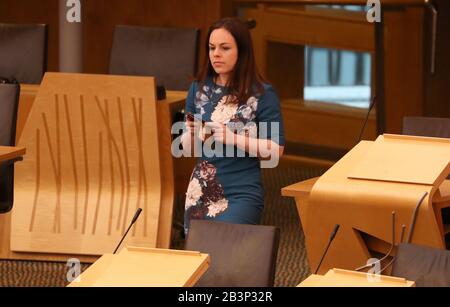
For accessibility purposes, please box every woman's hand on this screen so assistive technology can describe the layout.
[186,117,205,141]
[205,122,236,145]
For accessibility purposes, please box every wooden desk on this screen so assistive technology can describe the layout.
[68,247,210,287]
[0,77,188,262]
[0,146,26,163]
[17,84,193,197]
[283,135,450,274]
[299,269,415,287]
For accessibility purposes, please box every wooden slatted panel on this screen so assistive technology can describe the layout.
[11,73,162,256]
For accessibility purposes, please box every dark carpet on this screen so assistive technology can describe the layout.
[260,163,328,287]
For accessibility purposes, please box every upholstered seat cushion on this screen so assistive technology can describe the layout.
[391,243,450,287]
[185,220,280,287]
[0,24,47,84]
[109,25,199,91]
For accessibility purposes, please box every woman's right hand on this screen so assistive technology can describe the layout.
[186,118,204,141]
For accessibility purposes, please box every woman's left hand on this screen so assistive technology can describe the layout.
[205,122,237,145]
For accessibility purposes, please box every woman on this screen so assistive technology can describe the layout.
[181,17,285,234]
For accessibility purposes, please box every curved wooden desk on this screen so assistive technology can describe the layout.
[298,269,415,287]
[68,247,210,287]
[0,73,186,262]
[283,135,450,274]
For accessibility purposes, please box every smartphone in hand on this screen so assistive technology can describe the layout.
[186,112,211,143]
[186,112,206,125]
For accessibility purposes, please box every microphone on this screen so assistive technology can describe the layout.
[314,224,340,274]
[113,208,143,254]
[357,96,377,144]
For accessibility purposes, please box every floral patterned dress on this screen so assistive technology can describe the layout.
[184,79,285,234]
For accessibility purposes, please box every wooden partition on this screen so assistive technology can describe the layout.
[16,85,190,196]
[1,73,177,260]
[0,0,232,74]
[1,79,187,262]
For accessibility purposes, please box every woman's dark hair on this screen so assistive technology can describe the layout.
[197,17,265,104]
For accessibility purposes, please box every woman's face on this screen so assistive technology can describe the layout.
[209,28,238,78]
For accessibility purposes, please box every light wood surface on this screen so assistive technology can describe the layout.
[155,91,184,249]
[282,177,318,198]
[434,180,450,204]
[281,101,377,151]
[11,73,163,256]
[1,81,186,262]
[0,146,26,163]
[349,134,450,186]
[282,177,319,232]
[299,269,415,287]
[16,84,40,142]
[283,135,450,274]
[17,85,188,199]
[68,246,210,287]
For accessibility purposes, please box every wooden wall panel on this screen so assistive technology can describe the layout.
[382,7,425,133]
[11,73,163,256]
[2,84,186,261]
[0,0,231,74]
[424,0,450,118]
[82,0,230,74]
[282,101,377,150]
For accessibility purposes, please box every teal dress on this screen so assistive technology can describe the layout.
[184,79,285,234]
